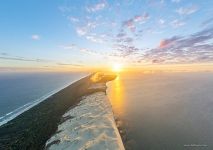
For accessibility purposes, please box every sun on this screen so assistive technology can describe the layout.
[112,63,123,72]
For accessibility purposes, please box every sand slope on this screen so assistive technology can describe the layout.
[45,90,124,150]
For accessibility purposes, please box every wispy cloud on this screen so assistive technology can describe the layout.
[76,27,87,36]
[201,17,213,27]
[0,53,86,68]
[122,13,150,32]
[0,56,49,62]
[133,13,150,23]
[75,21,99,36]
[68,16,79,23]
[86,1,107,13]
[57,63,83,67]
[31,34,40,40]
[86,34,105,43]
[176,5,198,15]
[170,19,185,28]
[59,44,76,50]
[60,43,105,56]
[79,48,100,55]
[159,19,165,25]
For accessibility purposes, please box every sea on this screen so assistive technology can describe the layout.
[107,72,213,150]
[0,72,88,126]
[1,71,213,149]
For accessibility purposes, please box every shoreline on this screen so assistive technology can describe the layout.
[0,73,123,150]
[0,74,89,126]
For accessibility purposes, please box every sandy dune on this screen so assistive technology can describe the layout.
[45,89,124,150]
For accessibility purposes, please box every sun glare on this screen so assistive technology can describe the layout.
[112,63,123,72]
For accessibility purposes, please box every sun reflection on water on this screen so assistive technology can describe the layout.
[108,74,125,116]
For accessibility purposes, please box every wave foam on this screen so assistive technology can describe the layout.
[0,75,88,126]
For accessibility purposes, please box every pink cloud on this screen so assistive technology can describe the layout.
[159,37,179,48]
[159,40,171,48]
[123,13,150,32]
[134,13,149,23]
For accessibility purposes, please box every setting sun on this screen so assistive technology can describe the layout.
[112,63,123,72]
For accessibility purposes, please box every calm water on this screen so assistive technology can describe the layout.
[0,72,87,125]
[108,72,213,150]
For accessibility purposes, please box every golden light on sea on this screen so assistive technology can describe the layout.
[108,75,125,116]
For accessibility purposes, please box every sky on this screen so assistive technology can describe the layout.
[0,0,213,72]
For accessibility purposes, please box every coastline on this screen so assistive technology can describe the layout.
[0,74,89,126]
[0,73,124,150]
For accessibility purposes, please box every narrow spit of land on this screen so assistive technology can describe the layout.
[0,73,117,150]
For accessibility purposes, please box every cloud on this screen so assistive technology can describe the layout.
[0,53,86,67]
[116,32,126,38]
[75,21,99,37]
[113,43,140,57]
[86,21,98,29]
[115,30,135,45]
[122,13,150,32]
[79,48,99,55]
[56,1,212,65]
[60,43,105,56]
[159,36,180,48]
[68,16,79,23]
[59,44,76,50]
[76,27,87,36]
[201,17,213,27]
[86,1,107,12]
[116,36,134,44]
[31,34,40,40]
[123,18,135,32]
[57,63,83,67]
[159,19,165,25]
[0,52,8,56]
[170,19,185,28]
[176,6,198,15]
[86,35,104,43]
[141,27,213,64]
[0,56,50,62]
[152,59,165,63]
[133,13,150,23]
[113,13,151,57]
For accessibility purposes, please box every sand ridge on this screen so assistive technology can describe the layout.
[45,82,124,150]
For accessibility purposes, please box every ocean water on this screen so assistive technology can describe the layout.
[107,72,213,150]
[0,72,87,126]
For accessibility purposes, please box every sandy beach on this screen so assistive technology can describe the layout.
[46,91,124,150]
